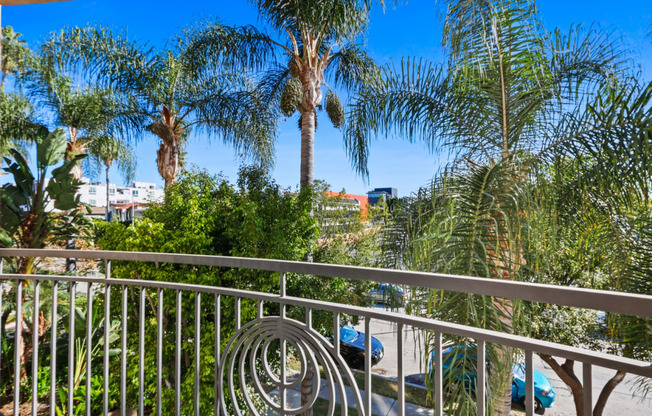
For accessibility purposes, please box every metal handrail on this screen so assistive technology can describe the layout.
[1,248,650,318]
[1,248,651,416]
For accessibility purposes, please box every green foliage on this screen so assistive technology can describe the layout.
[96,168,318,414]
[93,167,385,414]
[0,128,91,273]
[1,26,32,89]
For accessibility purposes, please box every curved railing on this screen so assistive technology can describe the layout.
[0,248,650,416]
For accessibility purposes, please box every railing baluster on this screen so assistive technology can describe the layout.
[176,289,182,416]
[139,288,145,416]
[214,294,221,416]
[279,272,286,319]
[32,280,40,416]
[121,286,127,416]
[279,271,286,416]
[157,288,163,416]
[14,280,23,416]
[235,296,241,330]
[50,281,58,416]
[257,299,263,319]
[333,312,340,357]
[103,261,111,416]
[85,283,93,416]
[477,340,486,416]
[364,318,372,415]
[194,292,201,416]
[0,279,3,389]
[103,283,111,416]
[434,331,443,416]
[397,322,405,416]
[526,350,534,416]
[280,337,287,416]
[583,363,593,416]
[68,282,76,416]
[306,307,312,329]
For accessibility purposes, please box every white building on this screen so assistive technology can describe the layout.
[78,178,164,209]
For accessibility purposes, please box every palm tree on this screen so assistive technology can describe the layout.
[0,92,40,160]
[86,135,136,221]
[22,54,127,180]
[190,0,378,188]
[348,0,643,414]
[43,25,276,188]
[1,26,31,92]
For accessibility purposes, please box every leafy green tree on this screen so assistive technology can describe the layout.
[44,25,276,188]
[191,0,378,188]
[348,0,646,414]
[94,168,377,414]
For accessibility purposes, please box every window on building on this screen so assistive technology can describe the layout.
[132,190,139,196]
[90,200,96,206]
[89,186,97,195]
[109,188,115,195]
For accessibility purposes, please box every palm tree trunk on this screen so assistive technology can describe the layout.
[105,163,111,221]
[157,138,180,188]
[66,127,83,181]
[300,110,315,189]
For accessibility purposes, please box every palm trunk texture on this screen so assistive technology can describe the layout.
[105,163,111,221]
[157,138,180,188]
[298,72,322,189]
[300,110,315,189]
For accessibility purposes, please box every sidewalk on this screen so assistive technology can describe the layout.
[269,377,434,416]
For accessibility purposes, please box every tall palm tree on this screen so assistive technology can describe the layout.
[86,135,136,221]
[1,26,31,92]
[43,25,276,188]
[22,55,126,180]
[348,0,642,414]
[190,0,378,188]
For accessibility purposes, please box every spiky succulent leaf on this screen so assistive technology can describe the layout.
[280,77,302,117]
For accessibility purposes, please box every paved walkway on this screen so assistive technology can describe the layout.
[269,378,434,415]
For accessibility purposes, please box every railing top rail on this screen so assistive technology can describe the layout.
[1,248,650,319]
[1,272,651,378]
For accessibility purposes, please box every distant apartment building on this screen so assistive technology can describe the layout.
[367,187,398,206]
[78,178,164,220]
[323,190,370,219]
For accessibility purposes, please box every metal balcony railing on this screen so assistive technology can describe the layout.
[0,248,650,416]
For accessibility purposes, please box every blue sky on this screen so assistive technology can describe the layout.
[3,0,651,196]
